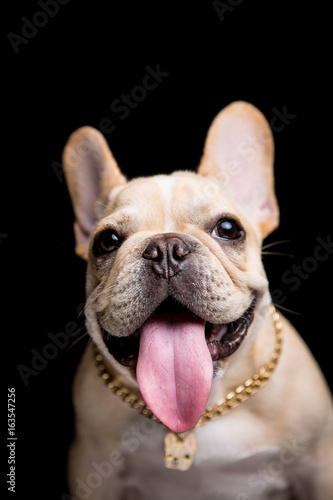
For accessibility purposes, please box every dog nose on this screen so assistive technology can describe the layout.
[142,236,191,279]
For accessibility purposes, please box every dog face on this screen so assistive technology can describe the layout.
[63,101,279,432]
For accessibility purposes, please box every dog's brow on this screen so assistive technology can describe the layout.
[95,207,138,232]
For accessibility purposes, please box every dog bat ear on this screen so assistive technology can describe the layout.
[198,101,279,238]
[62,127,126,260]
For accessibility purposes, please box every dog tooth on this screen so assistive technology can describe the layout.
[206,324,227,342]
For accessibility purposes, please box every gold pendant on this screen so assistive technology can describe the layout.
[164,432,197,471]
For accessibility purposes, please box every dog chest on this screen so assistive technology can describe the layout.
[116,438,293,500]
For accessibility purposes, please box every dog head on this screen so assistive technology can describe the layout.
[63,101,279,432]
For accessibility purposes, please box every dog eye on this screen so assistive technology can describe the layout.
[212,219,243,240]
[93,229,121,256]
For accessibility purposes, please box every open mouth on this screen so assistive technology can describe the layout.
[101,297,255,432]
[102,297,255,368]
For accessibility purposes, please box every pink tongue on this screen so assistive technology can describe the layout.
[136,313,213,433]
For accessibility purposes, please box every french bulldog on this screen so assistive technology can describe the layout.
[63,101,333,499]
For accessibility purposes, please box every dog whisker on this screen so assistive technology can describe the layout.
[65,327,90,352]
[76,305,86,319]
[96,200,110,209]
[272,303,301,316]
[262,239,291,250]
[86,282,117,308]
[261,251,294,258]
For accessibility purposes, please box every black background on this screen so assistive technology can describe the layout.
[3,2,332,499]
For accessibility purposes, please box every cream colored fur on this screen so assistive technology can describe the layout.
[63,102,333,499]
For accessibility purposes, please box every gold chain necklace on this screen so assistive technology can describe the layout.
[94,304,282,471]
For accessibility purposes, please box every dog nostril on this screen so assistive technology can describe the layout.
[142,242,161,261]
[172,240,190,260]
